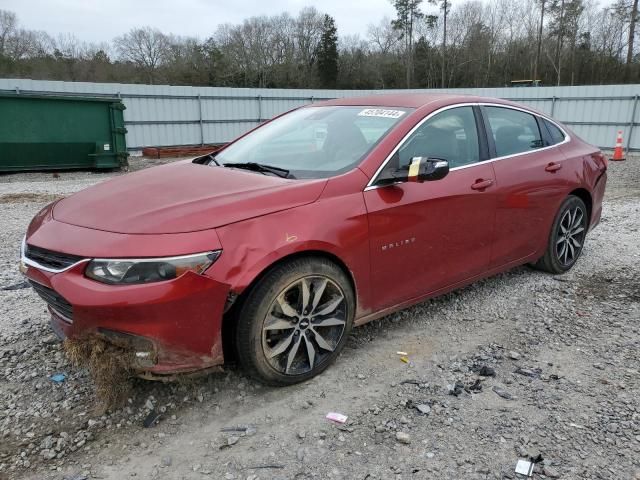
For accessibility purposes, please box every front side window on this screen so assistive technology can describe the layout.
[375,106,480,183]
[214,106,411,179]
[485,106,544,157]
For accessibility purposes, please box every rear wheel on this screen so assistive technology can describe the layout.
[235,257,354,386]
[534,195,588,274]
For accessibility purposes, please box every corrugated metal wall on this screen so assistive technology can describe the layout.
[2,78,639,151]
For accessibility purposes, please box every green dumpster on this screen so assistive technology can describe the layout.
[0,93,128,172]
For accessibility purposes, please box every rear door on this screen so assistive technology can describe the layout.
[363,105,497,309]
[481,105,570,268]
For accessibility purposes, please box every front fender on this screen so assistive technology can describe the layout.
[209,194,372,318]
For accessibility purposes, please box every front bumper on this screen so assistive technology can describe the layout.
[24,260,230,375]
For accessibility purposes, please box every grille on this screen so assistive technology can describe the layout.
[25,244,83,271]
[29,280,74,321]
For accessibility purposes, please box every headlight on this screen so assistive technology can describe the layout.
[85,251,220,285]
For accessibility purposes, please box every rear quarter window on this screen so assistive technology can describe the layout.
[544,119,566,145]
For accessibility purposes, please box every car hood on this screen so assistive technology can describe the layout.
[53,161,327,234]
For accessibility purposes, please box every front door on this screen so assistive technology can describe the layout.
[363,106,497,310]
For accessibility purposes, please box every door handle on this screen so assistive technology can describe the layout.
[545,162,562,172]
[471,179,494,190]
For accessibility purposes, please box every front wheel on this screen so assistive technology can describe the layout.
[235,257,354,386]
[534,195,588,274]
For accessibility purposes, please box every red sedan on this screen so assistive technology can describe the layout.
[22,94,607,385]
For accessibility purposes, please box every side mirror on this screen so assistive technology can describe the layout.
[406,157,449,182]
[378,157,450,186]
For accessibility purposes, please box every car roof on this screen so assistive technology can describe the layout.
[315,93,518,110]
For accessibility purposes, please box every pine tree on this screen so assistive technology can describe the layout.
[317,15,338,88]
[391,0,424,88]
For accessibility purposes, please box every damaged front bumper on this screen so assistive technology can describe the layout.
[25,260,230,377]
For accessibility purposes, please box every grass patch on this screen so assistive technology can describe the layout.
[64,334,135,413]
[0,193,65,204]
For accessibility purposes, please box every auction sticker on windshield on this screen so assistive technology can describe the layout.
[358,109,406,119]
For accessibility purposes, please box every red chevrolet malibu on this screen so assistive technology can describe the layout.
[22,94,607,385]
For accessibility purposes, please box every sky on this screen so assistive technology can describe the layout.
[0,0,404,43]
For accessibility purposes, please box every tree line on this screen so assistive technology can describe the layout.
[1,0,639,90]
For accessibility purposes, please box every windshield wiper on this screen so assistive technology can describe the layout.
[224,162,293,179]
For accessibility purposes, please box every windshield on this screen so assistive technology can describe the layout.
[214,106,412,179]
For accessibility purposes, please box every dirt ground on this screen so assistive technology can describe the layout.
[0,156,638,480]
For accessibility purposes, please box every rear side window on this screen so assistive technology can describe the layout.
[543,119,566,145]
[485,106,544,157]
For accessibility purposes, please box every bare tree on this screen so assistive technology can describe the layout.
[367,17,404,87]
[114,27,169,84]
[0,9,17,56]
[295,7,324,85]
[5,28,51,60]
[368,17,401,54]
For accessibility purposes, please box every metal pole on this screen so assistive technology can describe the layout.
[197,93,204,146]
[627,94,639,152]
[257,95,262,122]
[550,96,557,117]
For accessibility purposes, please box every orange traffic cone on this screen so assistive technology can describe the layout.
[612,130,626,161]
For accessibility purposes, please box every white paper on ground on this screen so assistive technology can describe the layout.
[515,459,534,476]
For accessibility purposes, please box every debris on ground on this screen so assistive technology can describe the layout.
[62,474,88,480]
[514,367,542,378]
[492,385,514,400]
[50,373,66,383]
[247,464,285,470]
[0,281,29,291]
[220,425,257,436]
[476,365,496,377]
[467,378,483,392]
[515,458,534,476]
[143,409,162,428]
[400,379,422,386]
[326,412,348,424]
[448,381,465,396]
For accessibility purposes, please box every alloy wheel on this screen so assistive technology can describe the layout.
[555,205,586,266]
[261,276,347,375]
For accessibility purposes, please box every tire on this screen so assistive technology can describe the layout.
[533,195,588,274]
[235,257,354,386]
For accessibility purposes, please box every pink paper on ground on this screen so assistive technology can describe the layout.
[326,412,348,423]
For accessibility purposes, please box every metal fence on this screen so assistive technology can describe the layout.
[2,78,640,152]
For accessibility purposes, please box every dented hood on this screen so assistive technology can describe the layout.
[53,161,326,234]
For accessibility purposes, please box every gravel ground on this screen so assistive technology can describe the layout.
[0,157,638,480]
